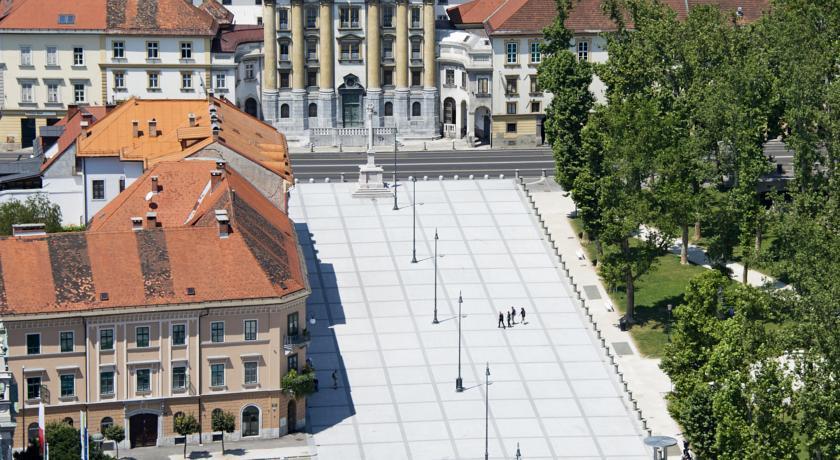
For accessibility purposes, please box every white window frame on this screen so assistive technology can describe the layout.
[181,72,193,90]
[73,47,84,66]
[47,83,60,104]
[244,63,255,80]
[210,363,225,387]
[243,361,259,385]
[577,40,589,62]
[135,325,151,348]
[147,72,160,90]
[135,368,151,393]
[171,323,187,346]
[244,319,258,341]
[506,41,518,64]
[180,41,193,60]
[20,46,32,66]
[210,321,225,343]
[20,82,33,103]
[112,41,125,59]
[214,73,226,89]
[59,373,75,398]
[172,365,187,390]
[46,46,57,66]
[59,330,74,353]
[114,72,125,90]
[99,369,115,396]
[530,41,541,63]
[73,83,86,104]
[146,41,159,60]
[99,328,115,351]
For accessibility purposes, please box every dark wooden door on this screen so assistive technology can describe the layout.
[287,401,297,434]
[129,414,158,448]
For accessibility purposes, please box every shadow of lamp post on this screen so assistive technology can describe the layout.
[456,291,464,392]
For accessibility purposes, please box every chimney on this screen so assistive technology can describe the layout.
[188,113,196,127]
[211,123,220,140]
[151,175,160,193]
[148,119,158,138]
[131,216,143,231]
[145,212,157,229]
[210,170,223,189]
[132,120,140,138]
[215,160,226,170]
[81,112,93,128]
[215,209,230,238]
[12,223,46,237]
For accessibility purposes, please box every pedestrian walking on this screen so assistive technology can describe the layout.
[498,312,506,329]
[506,311,512,328]
[510,306,517,324]
[520,307,526,324]
[332,369,338,389]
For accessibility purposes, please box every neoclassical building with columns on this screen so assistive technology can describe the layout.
[259,0,439,143]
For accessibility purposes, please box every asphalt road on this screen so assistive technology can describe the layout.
[289,148,556,180]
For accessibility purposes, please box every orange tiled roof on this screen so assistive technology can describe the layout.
[106,0,217,35]
[41,106,110,173]
[0,160,306,316]
[199,0,234,26]
[0,0,107,30]
[76,97,292,183]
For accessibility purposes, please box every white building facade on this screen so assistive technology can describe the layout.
[438,29,492,144]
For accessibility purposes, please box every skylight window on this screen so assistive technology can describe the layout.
[58,14,76,25]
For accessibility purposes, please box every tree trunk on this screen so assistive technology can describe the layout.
[742,259,749,284]
[681,224,690,265]
[184,439,188,459]
[625,269,635,322]
[594,239,604,257]
[693,220,701,241]
[115,444,119,460]
[754,226,762,255]
[221,435,225,455]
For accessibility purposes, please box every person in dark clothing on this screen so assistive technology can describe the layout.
[510,306,517,324]
[520,307,526,324]
[498,312,506,328]
[506,311,512,328]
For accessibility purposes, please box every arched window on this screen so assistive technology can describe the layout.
[244,98,258,117]
[443,98,456,125]
[384,102,393,116]
[63,417,74,427]
[308,103,318,118]
[411,101,421,117]
[241,405,260,437]
[100,417,114,432]
[280,104,290,119]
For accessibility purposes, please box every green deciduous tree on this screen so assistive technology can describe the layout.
[173,413,199,459]
[0,194,62,235]
[211,410,235,454]
[281,368,316,400]
[102,424,125,460]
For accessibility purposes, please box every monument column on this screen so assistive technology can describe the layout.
[261,0,279,123]
[394,0,410,129]
[366,0,382,127]
[421,0,439,137]
[318,0,336,128]
[290,0,307,132]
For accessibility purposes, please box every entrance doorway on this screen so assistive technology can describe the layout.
[287,401,297,433]
[241,405,260,437]
[474,106,491,144]
[20,118,36,149]
[244,98,259,118]
[338,74,365,128]
[129,414,158,448]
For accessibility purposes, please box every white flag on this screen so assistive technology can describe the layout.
[37,401,45,456]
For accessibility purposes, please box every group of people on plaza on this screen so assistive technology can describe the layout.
[498,306,526,329]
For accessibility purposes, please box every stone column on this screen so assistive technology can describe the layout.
[366,0,382,127]
[422,0,435,89]
[393,0,410,129]
[262,0,279,122]
[318,0,336,128]
[290,0,307,132]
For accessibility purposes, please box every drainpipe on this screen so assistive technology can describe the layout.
[197,309,209,445]
[83,317,89,438]
[82,157,88,224]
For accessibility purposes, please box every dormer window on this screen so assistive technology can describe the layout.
[58,14,75,25]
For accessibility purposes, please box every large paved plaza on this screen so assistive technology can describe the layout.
[288,179,650,460]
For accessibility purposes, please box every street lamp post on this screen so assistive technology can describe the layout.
[484,362,490,460]
[411,176,418,263]
[456,291,464,392]
[393,141,399,210]
[433,229,439,324]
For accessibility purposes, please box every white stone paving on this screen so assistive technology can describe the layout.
[289,180,650,460]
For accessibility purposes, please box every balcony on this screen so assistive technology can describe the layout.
[284,332,311,355]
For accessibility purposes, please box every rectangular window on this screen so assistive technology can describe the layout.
[26,334,40,355]
[100,371,114,395]
[60,374,74,397]
[181,72,193,89]
[307,70,318,88]
[59,14,75,24]
[306,40,317,60]
[245,63,255,80]
[477,77,489,94]
[100,329,114,350]
[287,312,299,337]
[92,179,105,200]
[530,75,540,93]
[530,42,541,63]
[506,122,517,133]
[135,326,150,348]
[210,363,224,387]
[47,83,59,103]
[244,320,257,341]
[339,7,359,28]
[340,43,360,61]
[146,42,159,59]
[411,7,421,28]
[287,354,298,372]
[73,47,84,66]
[531,101,542,112]
[60,331,74,353]
[172,324,186,346]
[113,41,124,59]
[306,7,318,28]
[505,76,518,95]
[74,83,85,103]
[383,39,393,59]
[411,41,421,60]
[411,70,421,87]
[278,9,289,29]
[210,321,224,343]
[27,377,41,400]
[445,69,454,86]
[462,72,467,88]
[136,369,150,392]
[382,6,394,27]
[180,42,192,60]
[506,42,518,64]
[119,177,125,192]
[46,46,57,66]
[244,362,258,384]
[20,46,32,66]
[383,69,393,86]
[20,83,33,103]
[147,72,159,89]
[279,43,289,61]
[506,102,517,114]
[114,72,125,89]
[577,41,588,62]
[215,73,226,89]
[279,71,290,88]
[172,366,186,390]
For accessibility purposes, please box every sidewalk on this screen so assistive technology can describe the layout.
[118,434,313,460]
[288,137,489,153]
[522,177,685,459]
